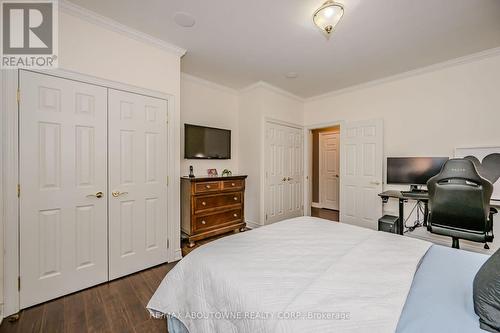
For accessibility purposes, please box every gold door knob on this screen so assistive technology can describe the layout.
[206,185,211,189]
[202,201,206,206]
[112,191,129,197]
[233,197,238,201]
[233,213,238,217]
[201,220,206,225]
[87,191,103,198]
[231,183,236,186]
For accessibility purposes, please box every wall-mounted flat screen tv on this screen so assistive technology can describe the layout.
[184,124,231,159]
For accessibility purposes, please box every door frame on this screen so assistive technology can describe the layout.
[1,68,180,317]
[262,118,303,226]
[303,120,345,218]
[318,131,340,210]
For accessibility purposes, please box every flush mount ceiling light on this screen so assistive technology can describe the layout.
[312,0,344,39]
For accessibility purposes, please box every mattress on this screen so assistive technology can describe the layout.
[166,244,489,333]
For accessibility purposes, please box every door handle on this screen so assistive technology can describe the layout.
[112,191,129,197]
[287,177,293,181]
[282,177,287,182]
[87,191,103,199]
[370,181,381,186]
[335,175,339,178]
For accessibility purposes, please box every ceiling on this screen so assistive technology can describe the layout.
[67,0,500,98]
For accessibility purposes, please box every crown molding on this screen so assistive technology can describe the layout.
[306,46,500,102]
[240,81,305,103]
[59,0,187,57]
[181,73,238,95]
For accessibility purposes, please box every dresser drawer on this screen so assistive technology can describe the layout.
[221,179,244,191]
[194,193,242,212]
[194,181,220,194]
[194,209,242,232]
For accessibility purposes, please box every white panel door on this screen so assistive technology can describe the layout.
[284,127,304,219]
[108,89,169,280]
[19,71,108,308]
[265,122,303,224]
[320,132,340,210]
[265,122,286,224]
[340,119,383,229]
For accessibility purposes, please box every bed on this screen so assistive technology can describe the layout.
[147,217,489,333]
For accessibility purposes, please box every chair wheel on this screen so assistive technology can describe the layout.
[484,243,490,250]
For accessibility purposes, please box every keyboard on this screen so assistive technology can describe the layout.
[401,191,428,198]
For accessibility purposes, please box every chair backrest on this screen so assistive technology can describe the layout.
[427,159,493,232]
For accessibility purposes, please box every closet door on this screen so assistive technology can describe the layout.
[265,122,304,224]
[108,89,169,279]
[265,123,287,224]
[19,71,108,308]
[284,127,304,219]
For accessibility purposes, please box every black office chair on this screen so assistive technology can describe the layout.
[427,159,496,249]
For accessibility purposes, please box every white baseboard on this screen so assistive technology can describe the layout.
[173,248,183,261]
[311,202,322,208]
[245,220,262,230]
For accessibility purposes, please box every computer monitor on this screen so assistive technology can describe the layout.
[387,157,449,186]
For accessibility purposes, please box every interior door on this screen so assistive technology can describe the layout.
[265,122,303,224]
[320,132,340,210]
[19,71,108,308]
[284,127,304,219]
[340,119,383,229]
[108,89,169,280]
[265,122,287,224]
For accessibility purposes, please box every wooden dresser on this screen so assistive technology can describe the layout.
[181,175,247,247]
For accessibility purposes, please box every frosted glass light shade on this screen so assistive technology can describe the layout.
[313,1,344,39]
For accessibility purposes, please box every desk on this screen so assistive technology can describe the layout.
[378,190,429,235]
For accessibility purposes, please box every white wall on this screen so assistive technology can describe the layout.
[238,84,304,227]
[180,74,239,177]
[304,51,500,249]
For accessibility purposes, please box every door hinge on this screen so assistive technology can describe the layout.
[167,238,170,248]
[16,89,20,105]
[17,184,20,198]
[265,214,268,221]
[17,276,20,291]
[166,176,169,186]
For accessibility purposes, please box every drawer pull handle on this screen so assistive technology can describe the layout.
[206,185,211,189]
[231,183,236,186]
[233,213,238,217]
[234,197,238,201]
[202,201,206,206]
[201,220,206,225]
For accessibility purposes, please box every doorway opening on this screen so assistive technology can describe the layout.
[310,125,340,222]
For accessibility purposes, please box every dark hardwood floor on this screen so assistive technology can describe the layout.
[0,229,243,333]
[311,207,340,222]
[0,263,176,333]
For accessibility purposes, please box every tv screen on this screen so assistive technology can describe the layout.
[387,157,448,185]
[184,124,231,159]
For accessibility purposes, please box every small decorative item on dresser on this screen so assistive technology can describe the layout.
[189,165,195,178]
[222,169,232,177]
[207,168,218,177]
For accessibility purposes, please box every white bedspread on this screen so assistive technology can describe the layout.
[147,217,431,333]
